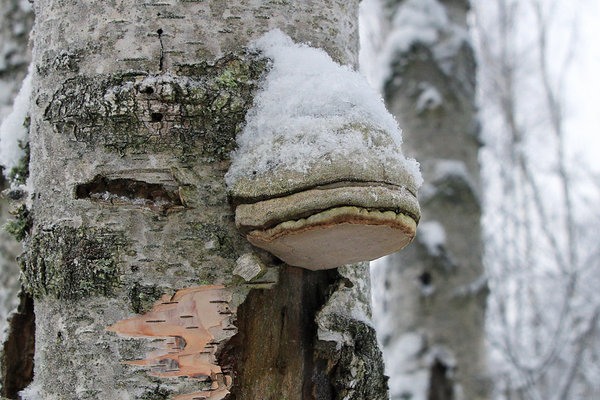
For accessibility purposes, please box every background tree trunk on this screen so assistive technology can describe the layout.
[364,1,491,399]
[0,0,33,337]
[0,1,35,397]
[14,1,388,399]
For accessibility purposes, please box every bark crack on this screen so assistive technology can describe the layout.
[157,28,165,72]
[75,175,182,213]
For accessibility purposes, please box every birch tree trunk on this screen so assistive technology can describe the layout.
[368,1,490,399]
[12,1,389,399]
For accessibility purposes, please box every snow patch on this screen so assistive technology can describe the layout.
[388,0,448,53]
[416,82,443,113]
[432,159,470,182]
[385,332,430,400]
[225,30,422,189]
[19,382,42,400]
[418,220,446,257]
[0,64,32,175]
[372,0,470,89]
[453,275,489,298]
[359,0,385,88]
[317,265,374,350]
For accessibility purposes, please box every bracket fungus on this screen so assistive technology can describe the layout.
[226,31,422,270]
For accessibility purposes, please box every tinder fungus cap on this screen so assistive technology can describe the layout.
[225,30,422,270]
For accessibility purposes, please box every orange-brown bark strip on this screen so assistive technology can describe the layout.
[107,286,233,400]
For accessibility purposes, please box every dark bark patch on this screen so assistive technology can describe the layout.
[428,358,455,400]
[219,266,336,400]
[419,271,433,286]
[1,292,35,399]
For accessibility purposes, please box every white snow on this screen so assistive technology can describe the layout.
[453,274,488,297]
[19,382,42,400]
[317,265,375,350]
[416,82,443,113]
[419,159,476,202]
[417,220,446,257]
[385,332,430,400]
[369,0,470,90]
[359,0,385,88]
[432,159,471,183]
[225,30,422,189]
[388,0,448,53]
[0,64,32,175]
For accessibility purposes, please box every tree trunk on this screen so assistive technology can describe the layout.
[16,1,388,399]
[368,0,490,399]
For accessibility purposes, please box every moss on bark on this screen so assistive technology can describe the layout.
[5,204,32,242]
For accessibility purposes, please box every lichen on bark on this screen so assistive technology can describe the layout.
[127,283,170,315]
[44,55,267,160]
[4,204,32,242]
[20,226,129,300]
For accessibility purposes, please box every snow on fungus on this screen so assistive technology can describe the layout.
[226,30,422,270]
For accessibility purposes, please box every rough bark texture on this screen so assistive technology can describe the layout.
[371,0,490,399]
[19,1,387,399]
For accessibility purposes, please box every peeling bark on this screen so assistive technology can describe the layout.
[108,286,234,400]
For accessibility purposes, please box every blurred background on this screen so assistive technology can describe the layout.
[362,0,600,399]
